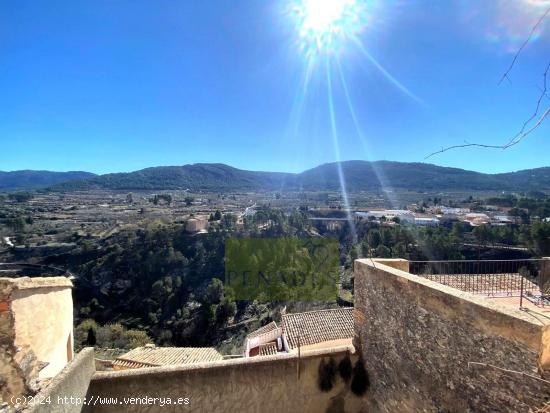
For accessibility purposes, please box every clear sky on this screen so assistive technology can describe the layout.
[1,0,549,175]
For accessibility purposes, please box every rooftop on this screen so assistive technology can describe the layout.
[282,307,354,350]
[247,321,278,340]
[112,346,223,369]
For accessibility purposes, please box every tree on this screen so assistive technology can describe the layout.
[75,319,99,348]
[215,300,237,325]
[367,230,381,249]
[126,329,152,348]
[6,216,25,232]
[529,222,550,256]
[451,222,466,242]
[184,196,194,207]
[87,328,97,346]
[473,225,493,246]
[221,213,237,230]
[205,278,224,305]
[393,242,407,259]
[8,192,34,203]
[152,194,172,205]
[375,245,391,258]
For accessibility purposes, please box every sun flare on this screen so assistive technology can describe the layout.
[290,0,366,57]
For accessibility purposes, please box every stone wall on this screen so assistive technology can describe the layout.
[85,346,364,413]
[0,277,73,403]
[25,348,96,413]
[354,259,550,413]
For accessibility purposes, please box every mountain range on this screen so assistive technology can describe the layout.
[2,161,550,192]
[0,170,96,191]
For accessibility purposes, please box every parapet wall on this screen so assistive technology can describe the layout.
[85,346,363,413]
[25,347,96,413]
[354,259,550,413]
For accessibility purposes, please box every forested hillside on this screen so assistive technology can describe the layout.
[0,170,96,190]
[48,161,550,192]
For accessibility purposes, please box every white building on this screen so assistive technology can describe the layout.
[439,206,470,215]
[414,217,440,227]
[463,213,490,226]
[492,215,514,225]
[356,210,414,223]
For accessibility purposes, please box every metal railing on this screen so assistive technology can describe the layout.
[0,262,71,277]
[409,259,545,299]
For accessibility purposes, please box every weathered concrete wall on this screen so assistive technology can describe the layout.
[11,281,74,379]
[25,348,95,413]
[354,259,550,413]
[0,277,73,403]
[85,346,364,413]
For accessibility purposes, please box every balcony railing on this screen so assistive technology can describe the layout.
[409,259,549,307]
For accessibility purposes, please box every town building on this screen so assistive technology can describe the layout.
[185,216,208,233]
[439,206,470,215]
[491,215,515,225]
[414,217,440,226]
[355,209,414,223]
[244,308,354,357]
[463,212,491,226]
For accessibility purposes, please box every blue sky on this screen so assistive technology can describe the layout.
[1,0,549,175]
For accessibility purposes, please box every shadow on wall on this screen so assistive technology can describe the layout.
[85,347,365,413]
[319,355,369,413]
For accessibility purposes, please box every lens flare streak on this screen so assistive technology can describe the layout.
[286,0,426,244]
[326,58,358,243]
[351,36,424,105]
[335,57,399,209]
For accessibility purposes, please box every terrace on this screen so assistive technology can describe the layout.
[409,259,550,316]
[354,258,550,412]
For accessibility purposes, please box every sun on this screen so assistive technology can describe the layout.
[290,0,366,57]
[302,0,351,33]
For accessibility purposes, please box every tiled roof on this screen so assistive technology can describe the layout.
[247,321,278,339]
[112,346,223,369]
[282,307,354,349]
[258,342,278,356]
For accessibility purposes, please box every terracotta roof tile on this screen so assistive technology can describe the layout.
[282,307,353,349]
[112,347,223,369]
[247,321,278,339]
[258,342,278,356]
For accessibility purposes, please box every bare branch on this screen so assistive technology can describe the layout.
[425,12,550,160]
[425,105,550,159]
[499,6,550,85]
[502,58,550,147]
[468,362,550,386]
